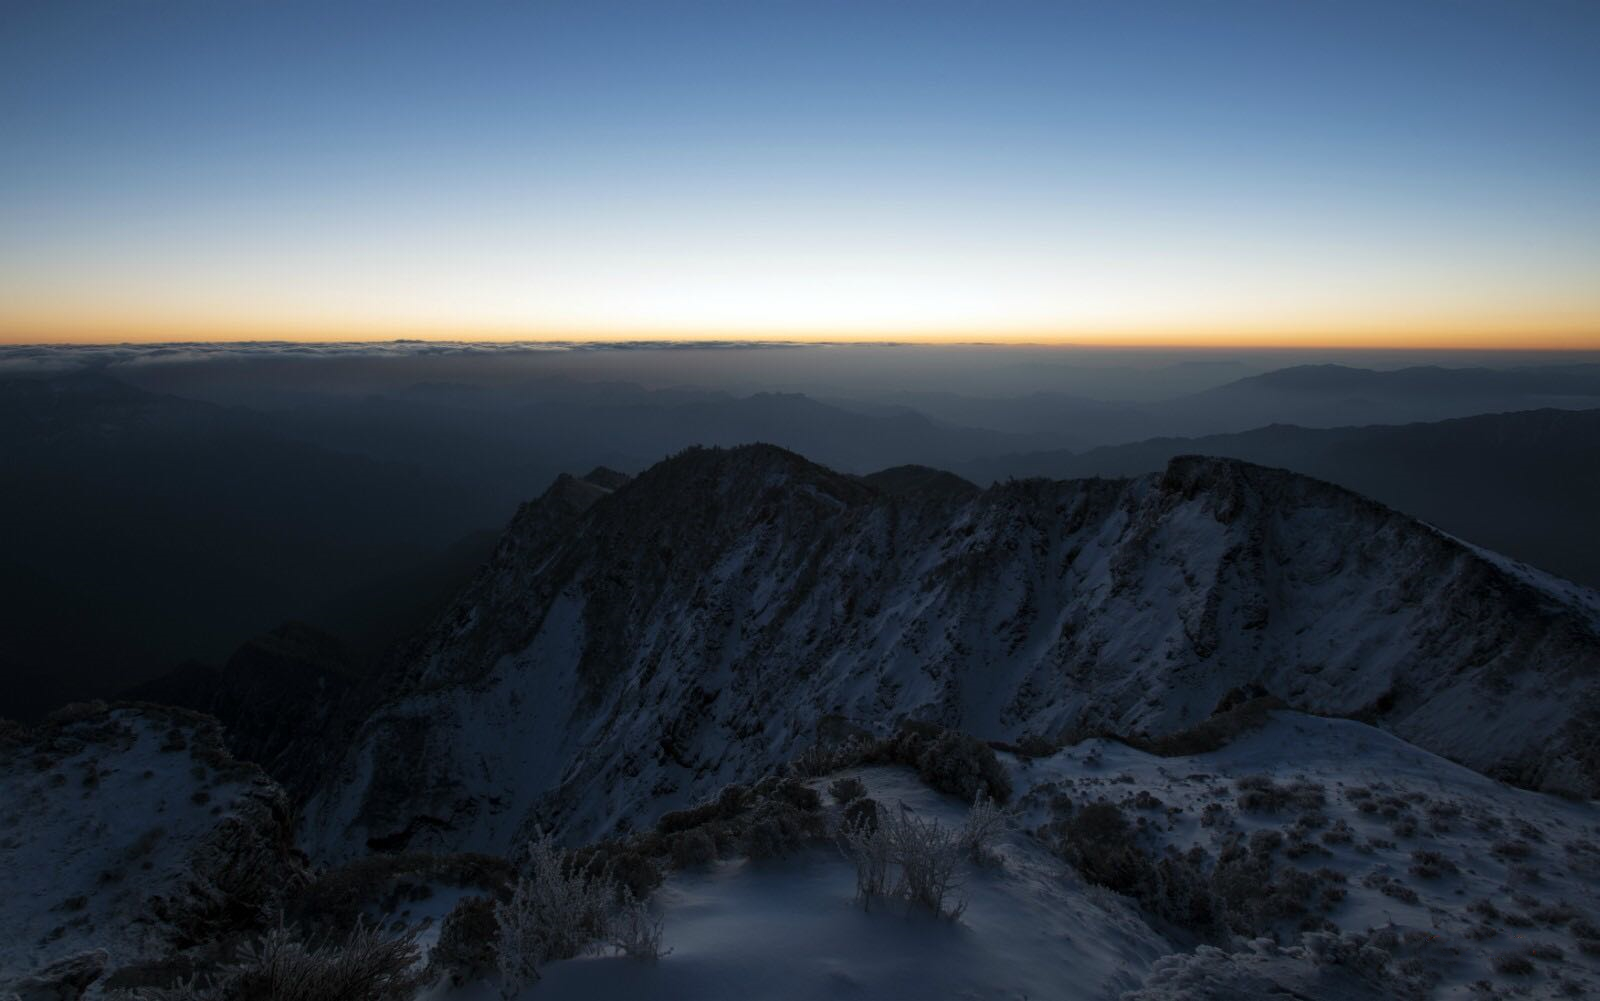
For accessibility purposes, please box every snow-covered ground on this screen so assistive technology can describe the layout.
[0,705,301,991]
[6,706,1596,999]
[421,712,1599,1000]
[428,764,1168,1001]
[1017,713,1600,996]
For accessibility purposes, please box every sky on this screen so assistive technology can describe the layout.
[1,0,1598,347]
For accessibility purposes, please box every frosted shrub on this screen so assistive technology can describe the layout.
[136,921,422,1001]
[161,813,302,946]
[428,896,499,986]
[889,809,966,919]
[791,737,873,778]
[838,802,892,907]
[609,892,667,961]
[668,828,717,869]
[911,730,1013,804]
[960,791,1012,864]
[1055,801,1146,892]
[495,834,617,996]
[829,776,868,804]
[494,832,667,997]
[837,801,966,919]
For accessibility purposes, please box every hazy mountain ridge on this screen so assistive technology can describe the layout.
[870,362,1600,448]
[303,445,1600,862]
[957,407,1600,588]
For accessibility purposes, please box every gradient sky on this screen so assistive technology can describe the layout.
[2,0,1598,345]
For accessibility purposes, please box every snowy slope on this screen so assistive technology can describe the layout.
[427,765,1171,1001]
[0,704,305,992]
[1019,712,1600,997]
[304,447,1600,861]
[419,712,1598,1000]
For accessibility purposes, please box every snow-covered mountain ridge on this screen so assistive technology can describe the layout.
[304,445,1600,861]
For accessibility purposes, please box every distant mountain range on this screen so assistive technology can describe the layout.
[861,362,1600,448]
[957,407,1600,589]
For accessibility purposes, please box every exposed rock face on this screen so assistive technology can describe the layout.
[302,446,1600,860]
[0,704,307,988]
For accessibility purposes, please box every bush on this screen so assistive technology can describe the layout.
[1360,871,1420,905]
[838,802,892,906]
[836,801,965,919]
[607,893,666,961]
[135,922,423,1001]
[572,842,662,902]
[911,730,1013,805]
[1409,850,1459,879]
[427,896,498,987]
[773,778,822,812]
[843,797,880,833]
[792,723,1012,805]
[1135,694,1284,756]
[651,777,825,863]
[741,801,821,859]
[494,833,652,996]
[656,801,723,836]
[890,810,965,919]
[1531,902,1581,926]
[828,776,867,804]
[1321,819,1355,846]
[1233,775,1324,813]
[291,852,511,937]
[960,791,1011,863]
[1207,832,1346,935]
[1493,951,1535,975]
[1491,840,1533,860]
[1055,801,1146,893]
[668,829,717,870]
[1147,849,1217,931]
[789,737,873,778]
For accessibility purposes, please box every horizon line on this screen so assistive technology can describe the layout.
[4,331,1600,352]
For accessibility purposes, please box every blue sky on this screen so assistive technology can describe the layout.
[2,0,1598,343]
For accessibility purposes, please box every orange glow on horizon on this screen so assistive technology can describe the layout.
[3,317,1598,351]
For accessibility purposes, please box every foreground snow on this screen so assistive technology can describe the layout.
[6,707,1597,999]
[432,765,1167,1001]
[0,705,302,994]
[418,712,1598,1000]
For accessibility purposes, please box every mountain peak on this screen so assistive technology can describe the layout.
[303,447,1600,860]
[580,466,631,490]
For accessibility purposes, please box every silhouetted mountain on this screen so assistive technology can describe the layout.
[123,622,357,796]
[857,363,1600,447]
[859,464,980,500]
